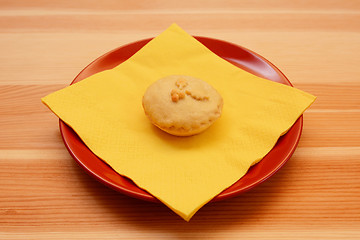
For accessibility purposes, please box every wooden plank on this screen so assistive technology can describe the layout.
[0,147,359,237]
[0,0,359,11]
[0,12,359,33]
[0,32,359,85]
[0,84,359,149]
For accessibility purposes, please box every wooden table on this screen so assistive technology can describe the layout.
[1,1,359,239]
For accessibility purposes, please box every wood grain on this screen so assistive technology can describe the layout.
[0,1,360,239]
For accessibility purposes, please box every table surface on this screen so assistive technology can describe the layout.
[1,1,360,239]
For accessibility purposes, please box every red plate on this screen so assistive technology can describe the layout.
[60,37,302,202]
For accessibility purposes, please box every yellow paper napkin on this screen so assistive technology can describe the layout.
[42,24,315,221]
